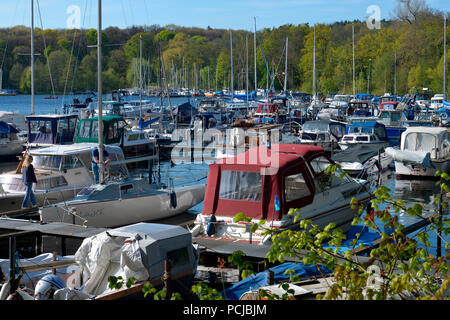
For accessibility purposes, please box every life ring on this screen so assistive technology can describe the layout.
[441,112,448,120]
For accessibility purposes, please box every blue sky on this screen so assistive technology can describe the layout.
[1,0,449,31]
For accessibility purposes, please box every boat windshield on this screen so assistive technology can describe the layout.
[219,170,262,202]
[33,155,62,170]
[404,133,436,153]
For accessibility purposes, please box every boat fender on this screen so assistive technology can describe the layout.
[170,191,177,208]
[206,214,217,236]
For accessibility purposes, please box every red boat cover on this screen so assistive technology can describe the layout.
[202,144,325,221]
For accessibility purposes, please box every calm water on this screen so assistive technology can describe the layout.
[1,95,448,256]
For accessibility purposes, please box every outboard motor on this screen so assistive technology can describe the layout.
[34,275,67,300]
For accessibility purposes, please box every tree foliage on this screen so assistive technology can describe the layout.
[0,2,448,95]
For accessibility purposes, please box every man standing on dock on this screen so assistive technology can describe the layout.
[92,147,110,184]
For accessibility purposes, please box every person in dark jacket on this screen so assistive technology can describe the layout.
[22,155,38,208]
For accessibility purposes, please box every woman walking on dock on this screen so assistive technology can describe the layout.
[21,156,38,208]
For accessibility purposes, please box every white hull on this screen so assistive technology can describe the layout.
[193,181,371,244]
[40,184,206,228]
[0,187,84,213]
[0,141,23,157]
[394,160,450,177]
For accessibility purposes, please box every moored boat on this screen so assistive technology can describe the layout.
[191,144,372,245]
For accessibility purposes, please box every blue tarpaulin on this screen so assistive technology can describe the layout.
[221,226,380,300]
[0,121,19,134]
[222,262,331,300]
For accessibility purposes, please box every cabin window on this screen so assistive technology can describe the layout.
[33,155,62,170]
[309,156,332,175]
[0,177,25,191]
[356,136,369,142]
[35,176,68,190]
[120,184,133,193]
[79,121,91,138]
[167,247,190,269]
[404,133,436,153]
[330,124,345,138]
[91,121,99,139]
[62,155,83,169]
[127,134,139,141]
[391,113,401,122]
[219,170,262,202]
[284,172,310,202]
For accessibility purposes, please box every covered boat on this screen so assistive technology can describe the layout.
[191,144,372,245]
[386,127,450,178]
[0,120,24,158]
[26,114,78,147]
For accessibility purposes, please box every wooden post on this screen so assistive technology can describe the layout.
[163,260,171,300]
[267,269,274,285]
[9,236,16,281]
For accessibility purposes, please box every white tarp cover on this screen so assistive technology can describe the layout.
[74,231,149,296]
[385,147,433,168]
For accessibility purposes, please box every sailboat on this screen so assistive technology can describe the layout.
[308,25,325,116]
[39,0,206,228]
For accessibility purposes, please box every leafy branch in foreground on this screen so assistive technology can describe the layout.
[234,169,450,300]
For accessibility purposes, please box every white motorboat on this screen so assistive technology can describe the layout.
[332,144,393,180]
[0,143,128,212]
[386,127,450,178]
[191,144,372,245]
[0,121,25,158]
[339,121,390,151]
[39,177,206,228]
[300,120,346,152]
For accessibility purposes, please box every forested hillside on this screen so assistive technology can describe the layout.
[0,0,448,96]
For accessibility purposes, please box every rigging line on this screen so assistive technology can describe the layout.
[120,0,129,28]
[61,26,79,106]
[36,0,56,101]
[0,0,20,70]
[70,0,90,95]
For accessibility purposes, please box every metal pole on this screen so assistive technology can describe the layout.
[352,25,355,97]
[97,0,104,184]
[284,37,288,95]
[230,30,233,100]
[444,15,447,101]
[254,17,257,92]
[140,34,143,120]
[31,0,35,115]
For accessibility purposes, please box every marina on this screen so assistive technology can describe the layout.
[0,0,449,304]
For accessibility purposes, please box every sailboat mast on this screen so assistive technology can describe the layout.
[284,37,288,95]
[313,25,316,97]
[139,34,143,119]
[352,24,355,96]
[394,51,397,97]
[230,30,234,99]
[444,15,447,100]
[97,0,104,184]
[31,0,35,115]
[246,34,249,106]
[254,17,257,93]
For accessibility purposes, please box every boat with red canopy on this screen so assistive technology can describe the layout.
[191,144,372,245]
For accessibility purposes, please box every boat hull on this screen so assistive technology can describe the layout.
[40,184,206,228]
[394,160,450,178]
[0,188,84,213]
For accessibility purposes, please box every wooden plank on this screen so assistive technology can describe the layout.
[0,206,39,216]
[19,259,77,273]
